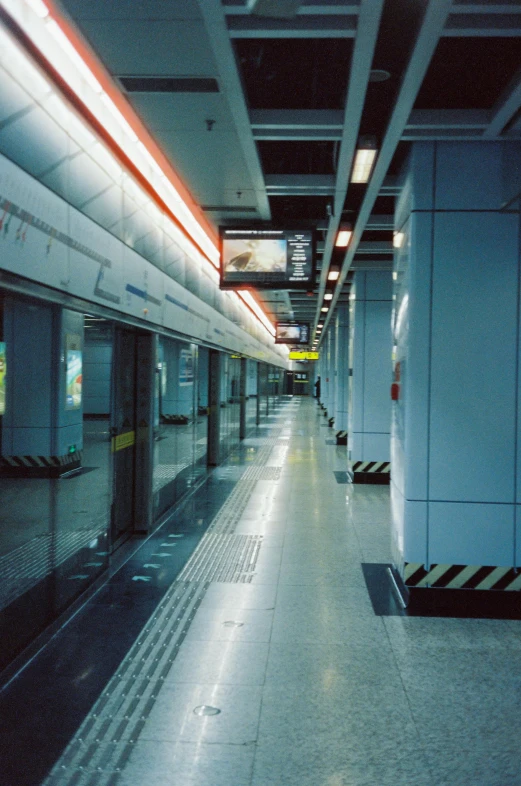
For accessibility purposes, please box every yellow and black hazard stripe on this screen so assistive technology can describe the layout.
[352,460,390,484]
[353,461,390,473]
[0,451,83,476]
[335,430,347,445]
[404,562,521,591]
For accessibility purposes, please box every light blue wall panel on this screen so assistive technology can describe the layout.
[363,300,392,434]
[516,505,521,568]
[362,433,390,462]
[429,212,518,503]
[365,271,393,301]
[9,299,53,430]
[403,213,433,502]
[434,142,504,211]
[403,499,428,565]
[350,299,365,434]
[429,501,515,566]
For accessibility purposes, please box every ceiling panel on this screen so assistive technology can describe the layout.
[59,0,203,22]
[64,20,217,76]
[125,92,238,133]
[151,128,259,208]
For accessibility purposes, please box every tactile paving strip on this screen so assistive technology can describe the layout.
[177,534,262,583]
[42,580,208,786]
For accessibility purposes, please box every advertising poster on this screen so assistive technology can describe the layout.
[65,333,82,410]
[0,342,5,415]
[179,349,194,386]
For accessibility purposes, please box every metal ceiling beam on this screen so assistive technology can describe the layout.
[407,109,491,129]
[443,13,521,35]
[252,109,493,141]
[451,3,521,12]
[227,15,356,37]
[250,109,344,130]
[224,3,360,15]
[195,0,271,221]
[317,0,453,347]
[265,174,336,194]
[483,69,521,138]
[313,0,385,334]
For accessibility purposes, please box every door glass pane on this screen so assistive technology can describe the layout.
[153,336,199,520]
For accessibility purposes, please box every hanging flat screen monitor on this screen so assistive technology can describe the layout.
[275,322,310,345]
[220,228,315,290]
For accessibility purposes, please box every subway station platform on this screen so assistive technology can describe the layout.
[2,397,521,786]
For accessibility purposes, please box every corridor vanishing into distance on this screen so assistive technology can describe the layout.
[2,397,521,786]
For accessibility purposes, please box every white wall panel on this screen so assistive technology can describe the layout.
[435,142,505,212]
[363,300,392,434]
[403,499,428,566]
[403,212,433,502]
[429,501,515,567]
[429,212,518,504]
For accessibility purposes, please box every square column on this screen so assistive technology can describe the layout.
[348,271,392,483]
[392,141,521,599]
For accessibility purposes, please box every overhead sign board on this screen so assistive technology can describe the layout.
[220,228,315,290]
[275,322,310,345]
[289,351,319,360]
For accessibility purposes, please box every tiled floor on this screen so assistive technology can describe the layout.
[4,396,521,786]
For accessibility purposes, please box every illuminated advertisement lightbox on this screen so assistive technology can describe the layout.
[0,342,6,415]
[220,228,315,290]
[65,334,82,411]
[275,322,310,345]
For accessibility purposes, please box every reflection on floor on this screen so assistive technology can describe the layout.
[3,396,520,786]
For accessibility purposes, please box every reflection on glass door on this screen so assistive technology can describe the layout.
[111,328,137,546]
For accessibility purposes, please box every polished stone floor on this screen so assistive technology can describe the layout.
[3,396,521,786]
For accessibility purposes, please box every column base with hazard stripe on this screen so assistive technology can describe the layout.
[0,450,82,478]
[350,460,390,484]
[387,562,521,619]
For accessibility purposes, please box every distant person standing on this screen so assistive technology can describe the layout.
[314,375,321,399]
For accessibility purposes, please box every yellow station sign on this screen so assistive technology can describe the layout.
[289,351,320,360]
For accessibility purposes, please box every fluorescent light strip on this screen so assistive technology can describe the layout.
[2,0,218,266]
[0,0,275,344]
[351,148,377,184]
[335,230,352,248]
[237,291,276,337]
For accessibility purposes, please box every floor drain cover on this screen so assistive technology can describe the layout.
[223,621,244,628]
[193,705,221,716]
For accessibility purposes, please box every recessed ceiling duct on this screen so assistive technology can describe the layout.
[119,77,219,93]
[247,0,302,19]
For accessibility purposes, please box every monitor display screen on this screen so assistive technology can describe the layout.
[220,228,315,290]
[275,322,310,345]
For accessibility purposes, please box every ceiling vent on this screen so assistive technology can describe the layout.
[119,77,219,93]
[247,0,302,19]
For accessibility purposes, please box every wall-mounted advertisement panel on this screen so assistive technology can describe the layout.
[65,334,82,410]
[275,322,310,345]
[220,228,315,290]
[0,342,5,415]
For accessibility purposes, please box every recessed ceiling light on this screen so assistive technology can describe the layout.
[351,136,378,184]
[321,307,329,312]
[393,232,405,248]
[328,271,339,281]
[324,293,333,301]
[335,228,352,248]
